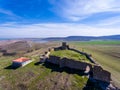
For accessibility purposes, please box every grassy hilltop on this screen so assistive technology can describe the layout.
[50,50,91,64]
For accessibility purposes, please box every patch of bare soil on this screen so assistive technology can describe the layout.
[17,83,28,90]
[0,80,13,90]
[37,73,71,90]
[21,71,35,84]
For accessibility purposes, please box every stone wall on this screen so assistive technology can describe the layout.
[53,44,96,64]
[46,55,92,73]
[46,55,111,83]
[46,55,60,65]
[93,65,111,83]
[54,42,69,51]
[69,48,96,64]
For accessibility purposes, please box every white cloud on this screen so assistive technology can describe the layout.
[0,22,17,27]
[0,8,22,20]
[96,16,120,26]
[0,0,120,38]
[0,23,120,38]
[49,0,120,21]
[0,8,15,16]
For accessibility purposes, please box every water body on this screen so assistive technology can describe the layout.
[32,40,48,43]
[0,38,48,43]
[0,38,13,41]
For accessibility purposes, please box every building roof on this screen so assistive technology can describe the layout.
[13,57,30,62]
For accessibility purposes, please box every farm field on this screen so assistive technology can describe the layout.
[69,40,120,88]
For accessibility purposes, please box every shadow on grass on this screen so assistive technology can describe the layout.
[42,62,110,90]
[34,62,43,66]
[83,78,110,90]
[42,61,85,76]
[4,65,20,70]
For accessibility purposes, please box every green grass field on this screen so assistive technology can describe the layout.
[70,40,120,45]
[69,40,120,87]
[0,56,88,90]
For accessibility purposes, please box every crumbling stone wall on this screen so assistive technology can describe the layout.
[46,55,111,83]
[53,43,96,64]
[69,48,96,64]
[46,55,60,65]
[46,55,92,72]
[60,57,92,71]
[54,42,69,51]
[93,65,111,83]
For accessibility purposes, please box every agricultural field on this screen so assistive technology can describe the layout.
[69,40,120,88]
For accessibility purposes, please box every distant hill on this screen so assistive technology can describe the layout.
[98,35,120,40]
[0,40,33,56]
[43,35,120,41]
[0,40,59,56]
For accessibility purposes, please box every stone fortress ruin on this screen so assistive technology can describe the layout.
[40,42,118,90]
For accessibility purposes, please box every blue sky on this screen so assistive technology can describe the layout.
[0,0,120,38]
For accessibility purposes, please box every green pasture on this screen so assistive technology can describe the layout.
[69,40,120,45]
[70,41,120,87]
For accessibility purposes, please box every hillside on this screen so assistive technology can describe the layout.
[0,40,58,56]
[0,42,90,90]
[0,56,89,90]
